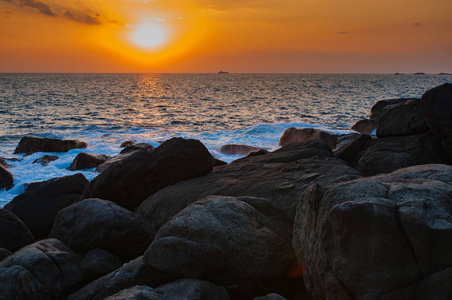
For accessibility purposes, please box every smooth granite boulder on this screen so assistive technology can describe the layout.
[145,196,296,285]
[5,173,88,239]
[334,134,372,166]
[156,279,230,300]
[0,165,14,190]
[50,198,154,260]
[32,155,59,166]
[14,136,87,155]
[69,153,112,171]
[218,144,263,156]
[81,249,122,283]
[82,138,215,210]
[351,119,378,135]
[0,209,35,252]
[105,286,165,300]
[120,143,155,155]
[67,256,168,300]
[293,164,452,300]
[0,239,83,299]
[279,127,337,149]
[369,98,414,121]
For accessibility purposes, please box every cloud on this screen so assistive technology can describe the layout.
[3,0,57,16]
[125,0,154,3]
[63,10,101,25]
[413,22,421,27]
[147,17,165,22]
[336,31,350,34]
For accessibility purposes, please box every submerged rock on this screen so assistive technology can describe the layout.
[69,152,111,171]
[279,127,337,149]
[33,154,59,166]
[14,136,87,155]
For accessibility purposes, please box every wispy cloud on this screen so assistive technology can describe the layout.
[3,0,56,16]
[63,10,101,25]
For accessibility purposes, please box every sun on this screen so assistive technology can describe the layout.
[131,23,168,49]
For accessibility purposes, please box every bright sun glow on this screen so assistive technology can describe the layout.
[131,23,168,49]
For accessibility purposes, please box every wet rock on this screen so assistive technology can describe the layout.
[50,198,154,260]
[0,209,35,252]
[156,278,230,300]
[14,136,87,155]
[369,98,415,121]
[82,138,215,210]
[279,127,338,149]
[351,119,378,135]
[120,140,135,148]
[0,157,12,169]
[33,154,59,166]
[218,144,263,156]
[0,165,14,190]
[69,153,111,171]
[105,286,165,300]
[293,164,452,299]
[145,196,297,285]
[81,249,122,283]
[5,173,88,239]
[0,239,83,299]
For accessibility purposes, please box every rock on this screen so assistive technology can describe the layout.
[0,209,35,252]
[33,154,59,166]
[82,138,215,210]
[105,286,165,300]
[351,119,378,135]
[377,98,429,137]
[0,165,14,190]
[420,83,452,159]
[0,248,11,262]
[14,136,87,155]
[120,140,135,148]
[137,140,361,232]
[156,278,230,300]
[218,144,263,156]
[369,98,415,121]
[67,256,168,300]
[214,158,228,167]
[0,239,83,299]
[279,127,338,149]
[334,134,372,166]
[293,164,452,299]
[5,173,88,239]
[0,157,12,169]
[69,153,112,171]
[145,196,297,285]
[50,198,154,260]
[255,293,287,300]
[81,249,122,283]
[247,148,269,157]
[120,143,155,155]
[336,133,361,149]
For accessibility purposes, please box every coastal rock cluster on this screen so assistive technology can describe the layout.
[0,84,451,299]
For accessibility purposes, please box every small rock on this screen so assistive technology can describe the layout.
[279,127,338,149]
[120,140,135,148]
[33,155,59,166]
[69,153,111,171]
[0,165,14,190]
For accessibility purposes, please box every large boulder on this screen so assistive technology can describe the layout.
[293,164,452,299]
[218,144,263,156]
[279,127,337,149]
[334,134,372,166]
[14,136,87,155]
[67,256,168,300]
[369,98,415,121]
[105,286,165,300]
[137,140,361,232]
[0,209,35,252]
[5,173,88,239]
[120,143,155,155]
[69,153,112,171]
[376,98,429,137]
[81,249,122,283]
[156,278,230,300]
[82,138,215,210]
[0,239,83,299]
[420,83,452,158]
[145,196,297,285]
[0,165,14,190]
[50,198,154,260]
[351,119,378,135]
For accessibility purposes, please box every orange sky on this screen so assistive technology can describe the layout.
[0,0,451,73]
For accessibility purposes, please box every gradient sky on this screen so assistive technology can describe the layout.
[1,0,451,73]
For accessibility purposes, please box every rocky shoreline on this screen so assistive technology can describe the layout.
[0,83,451,299]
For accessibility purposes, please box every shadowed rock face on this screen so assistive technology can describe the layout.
[82,137,215,210]
[69,153,111,171]
[351,119,378,135]
[279,127,338,149]
[0,209,35,252]
[0,165,14,190]
[156,279,230,300]
[293,164,452,300]
[14,136,87,155]
[369,98,415,122]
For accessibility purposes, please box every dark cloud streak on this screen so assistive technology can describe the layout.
[63,10,101,25]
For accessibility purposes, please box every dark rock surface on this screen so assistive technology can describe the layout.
[156,278,230,300]
[293,164,452,300]
[145,196,297,284]
[369,98,415,121]
[50,198,154,260]
[254,293,287,300]
[218,144,263,155]
[82,138,215,210]
[120,143,155,155]
[67,256,168,300]
[334,134,372,165]
[0,209,35,252]
[32,154,59,166]
[14,136,87,155]
[69,153,112,171]
[0,248,11,262]
[137,140,361,232]
[105,286,165,300]
[279,127,337,149]
[120,140,135,148]
[0,164,14,190]
[0,239,83,299]
[351,119,378,135]
[4,173,88,239]
[81,249,122,283]
[0,157,12,169]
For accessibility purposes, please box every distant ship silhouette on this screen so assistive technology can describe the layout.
[218,70,229,74]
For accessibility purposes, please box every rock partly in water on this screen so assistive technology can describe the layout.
[67,256,168,300]
[145,196,297,285]
[0,165,14,190]
[293,164,452,299]
[279,127,338,149]
[156,278,230,300]
[0,157,12,169]
[50,198,155,260]
[105,286,165,300]
[81,249,122,283]
[32,154,59,166]
[14,136,87,155]
[218,144,263,156]
[0,209,35,252]
[69,153,112,171]
[82,138,215,210]
[351,119,378,135]
[0,239,83,299]
[4,173,88,239]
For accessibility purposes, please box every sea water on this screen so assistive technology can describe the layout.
[1,73,451,205]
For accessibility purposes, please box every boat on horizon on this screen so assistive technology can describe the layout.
[218,70,229,74]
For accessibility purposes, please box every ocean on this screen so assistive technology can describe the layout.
[1,73,451,205]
